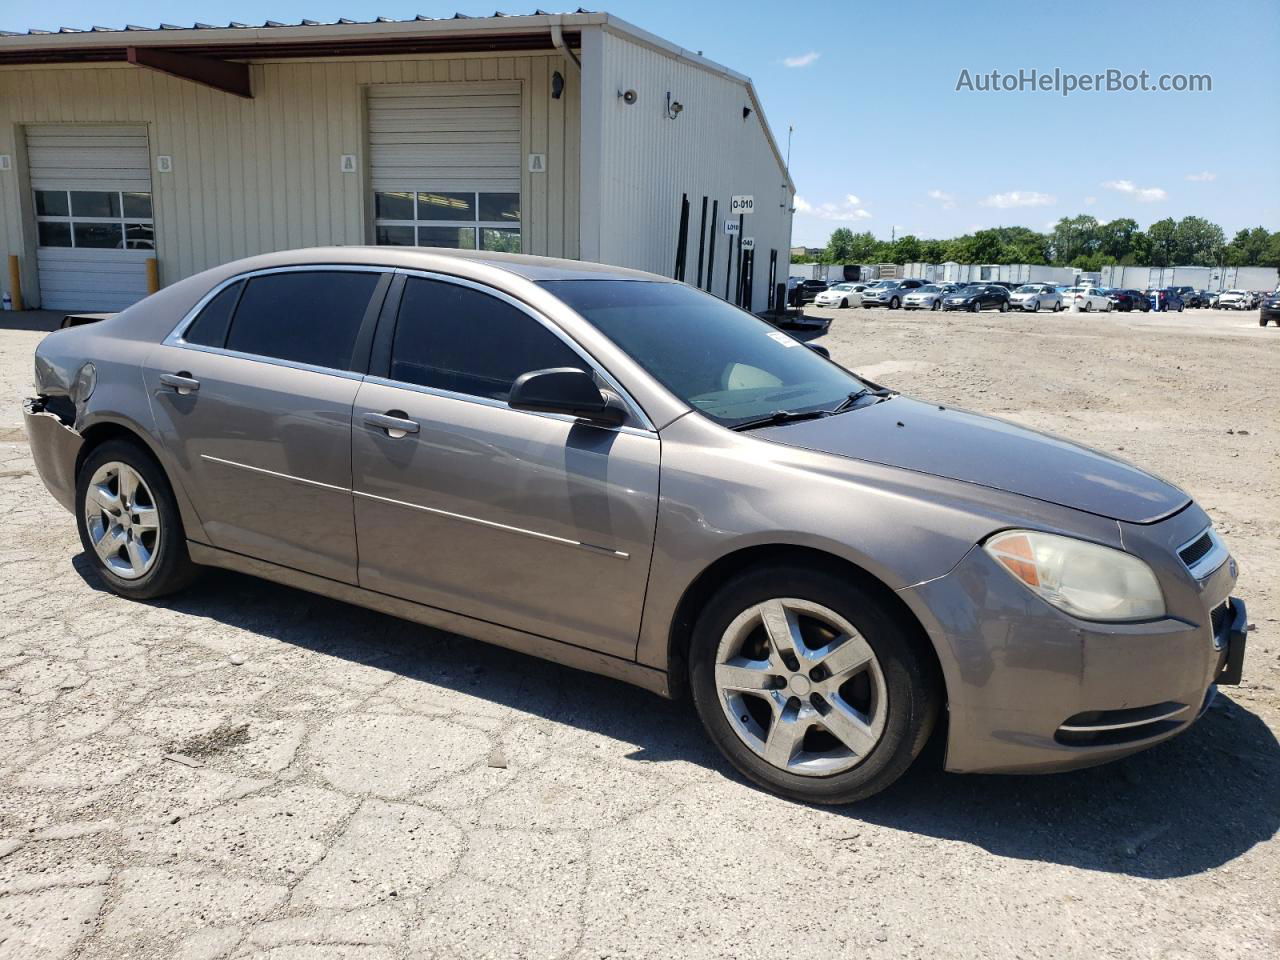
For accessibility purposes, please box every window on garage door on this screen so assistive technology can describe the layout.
[34,189,154,250]
[374,191,520,252]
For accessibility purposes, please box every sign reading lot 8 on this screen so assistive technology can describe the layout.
[730,195,754,215]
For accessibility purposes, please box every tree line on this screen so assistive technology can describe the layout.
[801,217,1280,271]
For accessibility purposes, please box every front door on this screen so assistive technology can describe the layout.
[145,267,389,584]
[351,273,660,659]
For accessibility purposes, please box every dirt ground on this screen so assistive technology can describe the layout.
[0,304,1277,960]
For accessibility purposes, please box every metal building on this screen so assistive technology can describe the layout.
[0,11,794,312]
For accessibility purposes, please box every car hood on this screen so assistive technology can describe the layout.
[754,396,1189,523]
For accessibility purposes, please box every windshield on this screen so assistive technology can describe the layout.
[1014,284,1038,293]
[956,285,983,294]
[918,284,942,293]
[540,280,864,428]
[867,280,894,289]
[830,283,853,291]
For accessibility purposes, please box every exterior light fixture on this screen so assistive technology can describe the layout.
[552,71,564,99]
[665,91,684,119]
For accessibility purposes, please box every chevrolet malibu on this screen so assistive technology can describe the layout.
[23,248,1248,804]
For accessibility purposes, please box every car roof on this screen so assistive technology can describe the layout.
[193,245,672,284]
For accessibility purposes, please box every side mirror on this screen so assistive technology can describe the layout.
[807,343,831,359]
[508,367,627,427]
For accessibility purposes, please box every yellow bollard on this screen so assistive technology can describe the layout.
[145,257,160,295]
[7,255,22,311]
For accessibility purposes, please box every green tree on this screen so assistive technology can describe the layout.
[1146,218,1177,267]
[1172,216,1226,265]
[1050,215,1100,265]
[847,230,880,262]
[824,228,856,262]
[1224,227,1272,266]
[1096,218,1140,260]
[890,234,923,264]
[920,239,948,262]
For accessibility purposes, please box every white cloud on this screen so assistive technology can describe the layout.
[927,189,956,209]
[783,51,821,68]
[1185,171,1216,182]
[980,190,1056,209]
[1102,179,1167,202]
[793,194,872,221]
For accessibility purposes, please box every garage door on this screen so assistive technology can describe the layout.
[367,82,522,252]
[27,124,154,311]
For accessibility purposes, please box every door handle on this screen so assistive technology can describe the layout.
[364,411,420,438]
[159,372,200,395]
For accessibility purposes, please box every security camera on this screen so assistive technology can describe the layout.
[619,89,638,105]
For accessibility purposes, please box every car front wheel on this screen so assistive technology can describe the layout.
[889,297,900,310]
[689,565,938,804]
[931,299,940,311]
[76,439,198,600]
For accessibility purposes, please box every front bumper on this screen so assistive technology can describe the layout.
[23,398,83,514]
[899,530,1247,775]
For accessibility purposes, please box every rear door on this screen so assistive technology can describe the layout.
[350,273,660,659]
[145,267,389,584]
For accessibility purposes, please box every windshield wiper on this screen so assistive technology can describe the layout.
[830,387,894,414]
[730,409,831,432]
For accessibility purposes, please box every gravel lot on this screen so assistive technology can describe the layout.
[1,305,1277,960]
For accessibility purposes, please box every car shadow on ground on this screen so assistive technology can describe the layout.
[75,557,1279,881]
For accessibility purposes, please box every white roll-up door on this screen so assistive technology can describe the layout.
[367,83,523,253]
[26,124,154,311]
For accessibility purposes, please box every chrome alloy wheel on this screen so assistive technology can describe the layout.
[714,598,888,777]
[83,461,160,580]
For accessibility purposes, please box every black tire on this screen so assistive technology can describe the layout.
[1054,301,1063,312]
[931,299,940,311]
[840,298,848,309]
[970,300,979,312]
[689,565,939,805]
[999,301,1009,313]
[1083,301,1092,312]
[75,438,198,601]
[1030,299,1040,312]
[1261,316,1268,327]
[889,296,900,310]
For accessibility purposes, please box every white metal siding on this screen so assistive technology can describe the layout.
[586,28,793,313]
[25,123,153,310]
[367,82,521,192]
[0,54,579,308]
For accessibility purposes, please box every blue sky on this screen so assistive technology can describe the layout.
[9,0,1279,245]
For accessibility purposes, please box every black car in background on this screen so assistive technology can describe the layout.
[1108,289,1152,312]
[1184,289,1213,308]
[1261,291,1280,327]
[800,279,829,303]
[1170,285,1198,307]
[942,284,1011,312]
[1147,288,1185,312]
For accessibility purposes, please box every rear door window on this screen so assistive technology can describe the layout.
[224,270,381,371]
[388,276,591,401]
[183,280,243,348]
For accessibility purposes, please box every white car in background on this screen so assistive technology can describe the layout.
[1217,289,1252,310]
[1062,286,1112,312]
[902,283,954,311]
[813,282,868,308]
[1010,283,1063,313]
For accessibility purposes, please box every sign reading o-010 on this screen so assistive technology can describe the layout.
[730,195,755,215]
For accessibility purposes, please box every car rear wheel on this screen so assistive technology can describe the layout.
[1083,301,1092,312]
[889,297,900,310]
[76,439,198,601]
[1054,301,1063,312]
[689,566,938,804]
[999,301,1009,313]
[931,299,940,311]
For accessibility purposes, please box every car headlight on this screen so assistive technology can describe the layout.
[74,362,97,402]
[984,530,1165,622]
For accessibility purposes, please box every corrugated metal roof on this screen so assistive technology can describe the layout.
[0,11,596,37]
[3,11,596,37]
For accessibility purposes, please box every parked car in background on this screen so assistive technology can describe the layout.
[1062,286,1112,312]
[942,284,1011,312]
[800,279,830,303]
[1250,291,1266,309]
[861,279,925,310]
[1010,283,1063,312]
[1259,290,1280,326]
[1215,289,1251,310]
[1184,289,1214,308]
[1107,289,1151,312]
[814,282,868,309]
[902,283,953,311]
[1146,288,1185,312]
[988,281,1017,294]
[1170,286,1197,307]
[25,245,1247,805]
